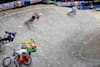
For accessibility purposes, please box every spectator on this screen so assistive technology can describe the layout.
[89,3,94,9]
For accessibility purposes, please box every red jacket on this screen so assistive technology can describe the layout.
[35,13,40,20]
[89,3,93,8]
[16,54,29,64]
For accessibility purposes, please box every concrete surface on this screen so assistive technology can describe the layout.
[0,4,100,67]
[90,11,100,23]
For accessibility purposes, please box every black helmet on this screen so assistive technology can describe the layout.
[5,31,8,33]
[22,52,26,54]
[21,45,26,49]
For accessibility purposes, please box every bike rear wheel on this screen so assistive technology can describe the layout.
[2,57,12,67]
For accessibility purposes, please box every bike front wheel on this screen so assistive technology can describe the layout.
[2,57,12,67]
[24,56,32,65]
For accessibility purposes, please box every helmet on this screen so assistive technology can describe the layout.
[39,13,42,16]
[22,52,26,54]
[5,31,8,33]
[30,38,33,40]
[21,45,26,49]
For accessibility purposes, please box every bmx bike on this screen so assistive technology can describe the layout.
[2,48,32,67]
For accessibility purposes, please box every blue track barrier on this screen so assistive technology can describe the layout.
[0,0,42,11]
[55,1,100,10]
[55,1,85,7]
[82,5,100,10]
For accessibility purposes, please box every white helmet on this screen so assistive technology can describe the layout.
[39,13,42,16]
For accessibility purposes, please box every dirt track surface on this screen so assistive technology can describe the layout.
[0,4,100,67]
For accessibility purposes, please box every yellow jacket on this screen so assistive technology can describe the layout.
[22,40,35,47]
